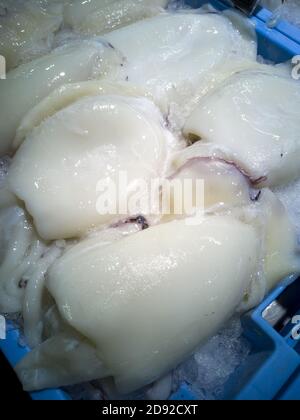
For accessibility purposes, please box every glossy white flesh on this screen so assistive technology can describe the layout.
[16,329,110,391]
[13,81,149,148]
[104,12,257,100]
[8,95,170,240]
[184,70,300,187]
[0,0,63,70]
[0,40,122,155]
[64,0,168,35]
[46,215,259,394]
[260,189,300,291]
[0,206,45,313]
[165,157,251,218]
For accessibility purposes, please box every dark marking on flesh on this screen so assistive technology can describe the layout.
[170,155,267,187]
[187,132,202,145]
[112,215,149,231]
[251,190,261,202]
[125,76,129,81]
[281,153,283,158]
[18,278,28,289]
[165,106,171,129]
[107,42,115,50]
[128,215,149,230]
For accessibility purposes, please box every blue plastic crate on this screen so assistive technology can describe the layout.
[231,275,300,400]
[0,326,70,400]
[255,6,300,45]
[188,0,300,59]
[171,275,300,400]
[187,0,300,46]
[0,0,300,401]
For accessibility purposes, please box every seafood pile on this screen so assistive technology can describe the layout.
[0,0,300,399]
